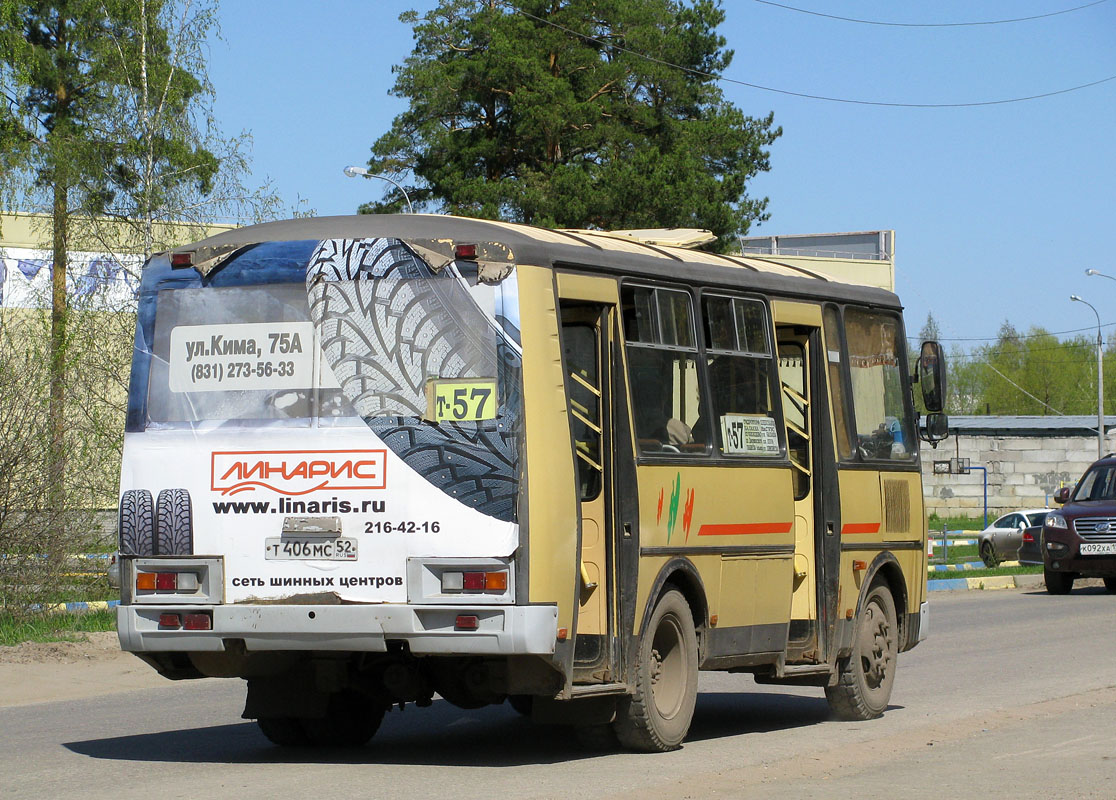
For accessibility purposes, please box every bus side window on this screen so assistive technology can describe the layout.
[843,308,916,462]
[698,294,779,457]
[822,305,854,460]
[621,285,707,456]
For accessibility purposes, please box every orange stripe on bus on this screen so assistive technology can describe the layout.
[697,523,793,536]
[841,523,881,535]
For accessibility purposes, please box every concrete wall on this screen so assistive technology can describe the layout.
[921,432,1114,519]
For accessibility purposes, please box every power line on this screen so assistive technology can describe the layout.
[501,2,1116,108]
[753,0,1111,28]
[985,363,1066,415]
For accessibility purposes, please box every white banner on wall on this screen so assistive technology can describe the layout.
[0,247,142,310]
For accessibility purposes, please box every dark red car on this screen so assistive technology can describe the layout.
[1045,457,1116,594]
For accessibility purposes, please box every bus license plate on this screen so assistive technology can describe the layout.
[264,537,358,561]
[1080,542,1116,556]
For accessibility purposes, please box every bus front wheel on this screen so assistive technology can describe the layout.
[826,582,898,720]
[614,589,698,752]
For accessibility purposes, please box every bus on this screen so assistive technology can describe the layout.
[115,214,948,751]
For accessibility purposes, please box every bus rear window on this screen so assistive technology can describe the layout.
[146,283,352,427]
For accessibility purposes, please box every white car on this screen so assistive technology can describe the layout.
[977,509,1051,567]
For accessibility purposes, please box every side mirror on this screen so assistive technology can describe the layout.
[917,341,947,413]
[920,411,949,445]
[1053,487,1071,504]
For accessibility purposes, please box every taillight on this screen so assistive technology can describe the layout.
[442,570,509,593]
[157,612,210,630]
[136,571,199,593]
[455,615,479,630]
[183,613,212,631]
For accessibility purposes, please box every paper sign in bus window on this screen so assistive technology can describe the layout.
[425,378,499,422]
[720,413,780,456]
[168,322,339,393]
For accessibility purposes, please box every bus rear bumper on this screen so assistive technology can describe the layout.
[117,603,559,656]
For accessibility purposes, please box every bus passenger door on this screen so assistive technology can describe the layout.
[774,306,842,666]
[559,296,620,684]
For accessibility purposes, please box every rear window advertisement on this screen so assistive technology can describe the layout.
[145,238,523,522]
[304,239,523,522]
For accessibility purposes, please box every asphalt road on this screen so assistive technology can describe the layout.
[4,587,1116,799]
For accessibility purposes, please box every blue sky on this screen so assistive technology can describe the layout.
[206,1,1116,346]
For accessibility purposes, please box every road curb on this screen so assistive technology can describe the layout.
[33,600,119,614]
[928,573,1046,592]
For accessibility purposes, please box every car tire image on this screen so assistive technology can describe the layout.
[306,238,522,522]
[118,489,155,557]
[155,488,193,556]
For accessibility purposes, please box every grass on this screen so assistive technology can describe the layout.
[0,608,116,647]
[929,564,1043,581]
[927,514,985,531]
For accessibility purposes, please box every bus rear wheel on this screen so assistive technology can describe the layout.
[299,691,385,747]
[826,582,897,721]
[256,717,309,747]
[614,589,698,752]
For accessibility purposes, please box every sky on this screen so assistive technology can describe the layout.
[204,0,1116,349]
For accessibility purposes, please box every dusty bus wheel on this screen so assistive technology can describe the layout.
[118,489,154,556]
[614,589,698,752]
[155,488,193,556]
[827,582,898,721]
[300,691,385,747]
[256,717,309,747]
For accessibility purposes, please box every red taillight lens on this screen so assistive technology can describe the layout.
[158,613,181,629]
[155,573,177,590]
[170,252,192,267]
[183,613,212,631]
[1023,531,1034,542]
[454,243,478,259]
[455,615,479,630]
[462,572,485,591]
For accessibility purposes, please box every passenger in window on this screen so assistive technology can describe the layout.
[631,366,694,452]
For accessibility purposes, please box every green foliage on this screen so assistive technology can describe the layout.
[364,0,781,248]
[0,608,115,646]
[916,312,1109,417]
[927,513,984,531]
[0,1,215,222]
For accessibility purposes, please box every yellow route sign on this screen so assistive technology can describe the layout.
[425,378,498,423]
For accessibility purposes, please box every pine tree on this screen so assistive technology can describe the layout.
[362,0,781,249]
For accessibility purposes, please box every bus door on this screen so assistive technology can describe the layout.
[773,302,842,665]
[557,276,628,684]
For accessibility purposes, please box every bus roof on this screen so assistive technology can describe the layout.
[169,214,902,310]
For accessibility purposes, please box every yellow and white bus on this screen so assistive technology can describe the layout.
[116,214,947,751]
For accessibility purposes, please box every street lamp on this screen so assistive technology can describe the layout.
[342,165,415,214]
[1086,268,1116,283]
[1071,294,1105,458]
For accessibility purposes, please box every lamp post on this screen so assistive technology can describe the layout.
[1071,294,1104,458]
[342,165,415,214]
